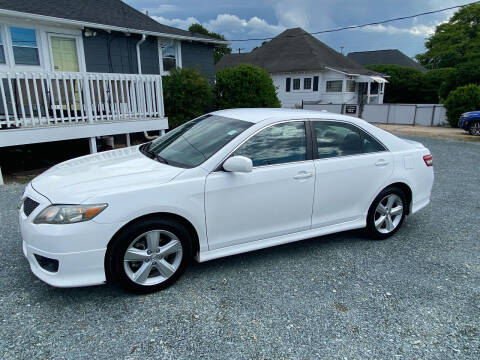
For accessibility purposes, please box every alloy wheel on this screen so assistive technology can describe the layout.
[470,122,480,136]
[123,230,183,286]
[374,194,404,234]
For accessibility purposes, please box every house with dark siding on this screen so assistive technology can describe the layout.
[0,0,227,183]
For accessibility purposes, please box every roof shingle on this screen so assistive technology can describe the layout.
[0,0,222,43]
[216,28,377,76]
[347,49,427,72]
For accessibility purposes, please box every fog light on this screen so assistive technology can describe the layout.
[34,254,59,273]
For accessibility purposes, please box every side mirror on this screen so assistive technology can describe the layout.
[223,156,253,173]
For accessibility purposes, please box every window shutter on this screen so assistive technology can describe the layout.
[286,78,291,92]
[313,76,319,91]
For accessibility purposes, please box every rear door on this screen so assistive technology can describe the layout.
[310,120,393,229]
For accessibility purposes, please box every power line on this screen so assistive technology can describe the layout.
[228,1,480,42]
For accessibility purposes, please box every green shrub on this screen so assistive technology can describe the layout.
[443,84,480,127]
[163,68,214,128]
[215,64,281,109]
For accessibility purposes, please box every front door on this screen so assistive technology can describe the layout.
[50,36,79,72]
[205,121,315,250]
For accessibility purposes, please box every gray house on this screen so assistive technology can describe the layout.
[0,0,227,178]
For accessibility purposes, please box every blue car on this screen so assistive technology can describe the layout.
[458,111,480,135]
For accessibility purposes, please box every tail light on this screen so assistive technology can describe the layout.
[423,154,433,167]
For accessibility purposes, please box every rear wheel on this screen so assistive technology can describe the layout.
[107,217,192,293]
[366,187,406,240]
[468,121,480,136]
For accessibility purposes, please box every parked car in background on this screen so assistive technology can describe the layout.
[458,111,480,135]
[19,109,434,294]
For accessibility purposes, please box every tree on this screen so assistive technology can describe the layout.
[438,62,480,99]
[162,68,214,128]
[215,64,281,109]
[188,23,232,63]
[416,3,480,69]
[443,84,480,127]
[366,65,425,103]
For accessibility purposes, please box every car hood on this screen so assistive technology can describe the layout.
[31,146,184,204]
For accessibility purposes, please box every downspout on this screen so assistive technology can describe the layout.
[136,34,159,140]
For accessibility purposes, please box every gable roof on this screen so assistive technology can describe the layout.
[347,49,427,72]
[216,27,378,76]
[0,0,227,45]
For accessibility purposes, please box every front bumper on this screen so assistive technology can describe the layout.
[19,184,123,288]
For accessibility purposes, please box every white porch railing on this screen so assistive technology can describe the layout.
[0,71,164,129]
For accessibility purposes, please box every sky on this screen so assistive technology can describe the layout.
[124,0,470,58]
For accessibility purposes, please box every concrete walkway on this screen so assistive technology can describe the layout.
[375,124,480,143]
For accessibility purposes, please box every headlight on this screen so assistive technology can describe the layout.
[33,204,107,224]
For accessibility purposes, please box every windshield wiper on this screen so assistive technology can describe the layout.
[139,143,155,159]
[155,154,169,165]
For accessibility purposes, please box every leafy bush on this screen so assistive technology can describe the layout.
[443,84,480,127]
[163,68,214,128]
[215,64,281,109]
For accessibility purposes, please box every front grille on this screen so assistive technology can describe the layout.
[23,197,39,217]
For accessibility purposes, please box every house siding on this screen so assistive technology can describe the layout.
[272,70,362,108]
[83,30,159,74]
[181,42,215,83]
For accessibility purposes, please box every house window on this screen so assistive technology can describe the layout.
[326,80,343,92]
[10,27,40,65]
[370,82,379,95]
[293,78,300,90]
[0,31,5,64]
[346,80,356,92]
[162,42,177,72]
[304,78,312,90]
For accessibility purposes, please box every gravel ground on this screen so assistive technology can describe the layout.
[0,135,479,359]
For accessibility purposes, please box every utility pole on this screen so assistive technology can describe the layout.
[340,46,344,55]
[237,48,245,54]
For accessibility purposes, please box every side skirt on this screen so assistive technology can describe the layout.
[196,218,365,262]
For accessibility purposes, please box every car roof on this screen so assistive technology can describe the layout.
[211,108,365,125]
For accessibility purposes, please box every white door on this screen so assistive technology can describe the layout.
[205,121,315,250]
[310,120,394,228]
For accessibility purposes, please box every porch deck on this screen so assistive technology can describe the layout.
[0,71,168,147]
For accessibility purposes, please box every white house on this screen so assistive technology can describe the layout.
[216,28,387,109]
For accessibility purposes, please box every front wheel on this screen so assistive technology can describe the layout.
[107,217,192,293]
[365,187,407,240]
[468,121,480,136]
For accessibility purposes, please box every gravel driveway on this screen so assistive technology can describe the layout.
[0,135,478,359]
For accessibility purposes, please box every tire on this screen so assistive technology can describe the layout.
[107,217,193,294]
[365,186,407,240]
[468,121,480,136]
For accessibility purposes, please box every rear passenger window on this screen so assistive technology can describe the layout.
[313,122,363,158]
[312,121,386,159]
[360,131,386,153]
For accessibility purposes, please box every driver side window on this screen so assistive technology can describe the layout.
[234,122,307,167]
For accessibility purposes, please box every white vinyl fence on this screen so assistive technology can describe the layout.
[303,103,448,126]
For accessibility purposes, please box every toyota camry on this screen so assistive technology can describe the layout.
[19,108,434,293]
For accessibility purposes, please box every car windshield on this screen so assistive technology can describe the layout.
[146,115,252,168]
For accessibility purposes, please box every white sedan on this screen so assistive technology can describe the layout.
[19,109,434,293]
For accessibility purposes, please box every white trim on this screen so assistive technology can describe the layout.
[325,79,344,93]
[46,32,85,72]
[158,38,182,76]
[0,8,229,45]
[0,118,168,147]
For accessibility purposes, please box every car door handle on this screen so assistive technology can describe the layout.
[375,159,389,167]
[293,171,313,180]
